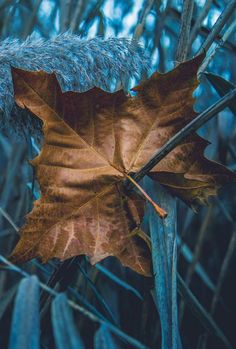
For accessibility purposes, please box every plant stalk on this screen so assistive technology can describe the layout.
[188,0,213,51]
[129,88,236,186]
[175,0,194,62]
[146,179,182,349]
[198,0,236,54]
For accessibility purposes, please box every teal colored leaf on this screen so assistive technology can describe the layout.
[144,178,182,349]
[51,293,84,349]
[8,276,40,349]
[204,72,236,116]
[94,324,119,349]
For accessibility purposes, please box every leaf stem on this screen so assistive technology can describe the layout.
[125,174,167,218]
[129,88,236,185]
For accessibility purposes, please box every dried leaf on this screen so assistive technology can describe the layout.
[132,55,236,209]
[10,70,150,275]
[10,54,236,275]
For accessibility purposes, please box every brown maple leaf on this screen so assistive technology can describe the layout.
[9,54,235,276]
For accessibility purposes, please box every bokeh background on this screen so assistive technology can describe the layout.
[0,1,235,348]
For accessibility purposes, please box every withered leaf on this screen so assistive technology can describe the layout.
[10,54,236,276]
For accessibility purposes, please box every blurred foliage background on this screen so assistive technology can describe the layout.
[0,0,236,348]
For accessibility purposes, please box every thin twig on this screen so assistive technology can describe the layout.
[198,0,236,54]
[0,206,19,233]
[22,0,42,39]
[211,231,236,315]
[167,7,236,54]
[201,231,236,349]
[70,0,84,33]
[175,0,194,62]
[185,207,213,287]
[152,0,171,72]
[129,88,236,185]
[122,0,155,90]
[60,0,72,32]
[154,0,171,51]
[188,0,213,49]
[177,274,234,349]
[77,0,105,37]
[179,206,213,323]
[133,0,155,41]
[198,19,236,76]
[1,1,18,37]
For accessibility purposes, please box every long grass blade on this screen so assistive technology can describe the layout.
[95,263,143,301]
[94,324,119,349]
[199,0,236,54]
[77,262,118,324]
[145,178,182,349]
[204,72,236,116]
[8,276,40,349]
[199,20,236,75]
[0,255,149,349]
[52,293,85,349]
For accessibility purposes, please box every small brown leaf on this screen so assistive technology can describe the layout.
[10,54,236,275]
